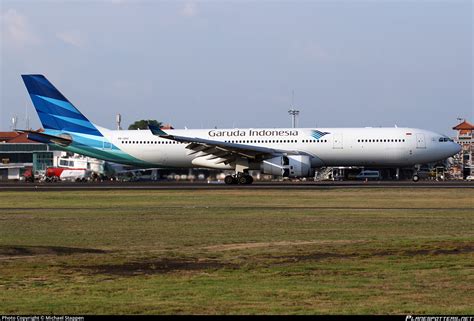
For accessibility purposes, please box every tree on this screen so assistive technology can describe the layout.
[128,120,162,130]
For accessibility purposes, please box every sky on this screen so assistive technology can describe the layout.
[0,0,472,135]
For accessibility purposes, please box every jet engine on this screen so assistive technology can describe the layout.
[261,155,312,177]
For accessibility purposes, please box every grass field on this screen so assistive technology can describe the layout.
[0,188,473,314]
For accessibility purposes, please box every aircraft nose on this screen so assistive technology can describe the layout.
[452,142,462,155]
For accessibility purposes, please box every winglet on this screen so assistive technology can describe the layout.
[148,124,168,136]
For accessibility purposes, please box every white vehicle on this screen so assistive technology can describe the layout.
[466,176,474,181]
[19,75,462,184]
[355,170,381,180]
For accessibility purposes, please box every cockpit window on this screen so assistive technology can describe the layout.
[439,137,453,142]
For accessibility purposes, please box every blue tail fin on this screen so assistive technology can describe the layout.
[21,74,103,136]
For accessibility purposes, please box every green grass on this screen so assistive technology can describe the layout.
[0,188,472,314]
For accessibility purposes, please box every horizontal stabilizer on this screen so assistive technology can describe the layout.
[16,129,72,147]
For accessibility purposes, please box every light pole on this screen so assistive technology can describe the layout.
[288,109,299,128]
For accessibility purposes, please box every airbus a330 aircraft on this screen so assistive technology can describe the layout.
[19,75,461,184]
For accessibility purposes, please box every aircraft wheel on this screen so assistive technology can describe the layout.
[238,175,248,185]
[246,175,254,184]
[412,174,419,182]
[224,175,235,185]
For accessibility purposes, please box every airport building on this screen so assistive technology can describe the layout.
[0,131,107,181]
[0,131,61,180]
[452,119,473,178]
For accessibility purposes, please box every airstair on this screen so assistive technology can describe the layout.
[314,167,333,181]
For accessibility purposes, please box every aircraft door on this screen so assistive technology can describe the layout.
[333,133,343,149]
[102,141,113,150]
[416,133,426,149]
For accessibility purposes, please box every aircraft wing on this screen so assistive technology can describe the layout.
[148,125,304,163]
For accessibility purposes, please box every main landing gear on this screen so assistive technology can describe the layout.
[224,173,254,185]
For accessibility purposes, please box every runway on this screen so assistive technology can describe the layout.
[1,180,473,191]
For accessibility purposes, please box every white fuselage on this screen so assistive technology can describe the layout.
[101,127,460,169]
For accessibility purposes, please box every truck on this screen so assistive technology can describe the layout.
[45,167,91,182]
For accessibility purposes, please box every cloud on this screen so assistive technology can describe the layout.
[1,9,40,49]
[101,0,134,4]
[180,2,199,17]
[290,40,330,63]
[301,41,329,61]
[56,30,87,48]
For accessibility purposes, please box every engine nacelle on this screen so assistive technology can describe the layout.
[261,155,312,177]
[261,157,285,176]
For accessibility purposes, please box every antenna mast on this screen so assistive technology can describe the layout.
[116,114,122,130]
[288,90,300,128]
[11,115,18,131]
[25,98,30,129]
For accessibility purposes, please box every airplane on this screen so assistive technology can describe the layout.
[19,74,462,184]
